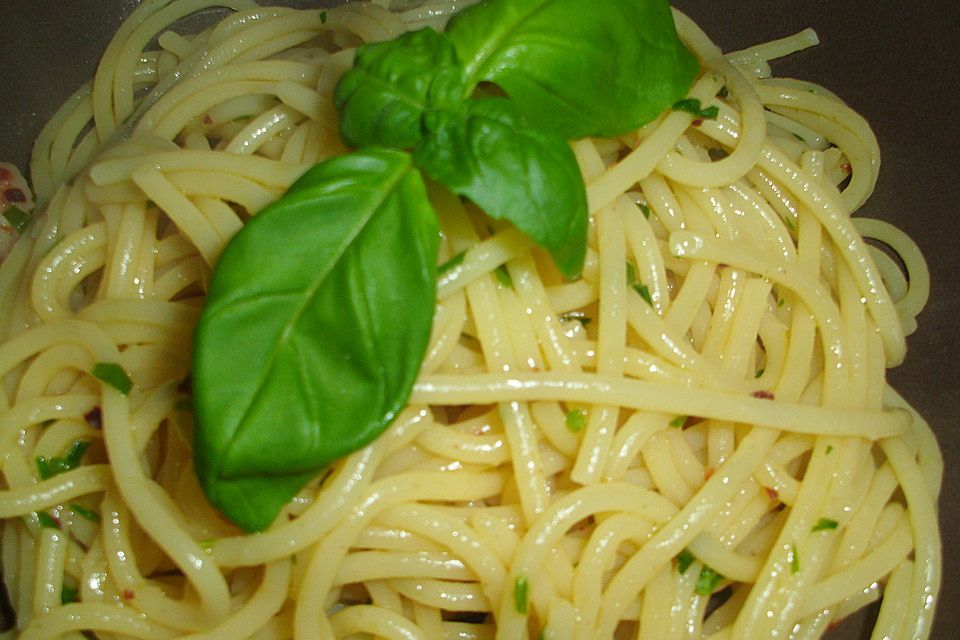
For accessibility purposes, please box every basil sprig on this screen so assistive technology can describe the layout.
[194,0,696,531]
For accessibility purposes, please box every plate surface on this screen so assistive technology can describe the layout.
[1,1,957,638]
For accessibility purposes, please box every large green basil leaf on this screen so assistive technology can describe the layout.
[193,148,439,532]
[334,28,465,150]
[445,0,698,139]
[413,98,587,278]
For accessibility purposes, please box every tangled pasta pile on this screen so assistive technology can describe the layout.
[0,1,941,639]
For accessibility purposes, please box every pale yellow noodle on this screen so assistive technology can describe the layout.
[0,2,941,640]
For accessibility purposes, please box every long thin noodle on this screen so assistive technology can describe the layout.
[0,2,941,639]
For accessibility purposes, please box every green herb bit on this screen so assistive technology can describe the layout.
[672,98,720,120]
[61,584,79,604]
[514,575,530,614]
[826,445,834,455]
[3,206,30,234]
[92,362,133,395]
[70,503,101,523]
[559,311,591,326]
[36,511,60,529]
[438,251,466,275]
[319,10,327,23]
[812,517,839,532]
[625,261,638,284]
[695,566,724,596]
[669,415,687,429]
[777,297,786,308]
[634,283,654,307]
[676,548,695,575]
[37,440,91,480]
[565,409,587,433]
[789,544,800,574]
[639,202,651,219]
[754,368,765,379]
[495,264,513,288]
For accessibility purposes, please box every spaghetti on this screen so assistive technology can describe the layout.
[0,1,941,639]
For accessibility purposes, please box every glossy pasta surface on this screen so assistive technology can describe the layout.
[0,2,941,639]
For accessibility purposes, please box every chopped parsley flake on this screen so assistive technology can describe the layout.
[695,566,724,596]
[70,503,100,523]
[626,263,654,306]
[812,517,839,532]
[92,362,133,395]
[514,575,529,614]
[61,584,79,604]
[495,264,513,288]
[565,409,587,432]
[36,511,60,529]
[790,544,800,574]
[669,415,687,429]
[677,548,696,574]
[319,10,327,23]
[639,202,651,219]
[754,368,765,379]
[672,98,720,120]
[634,283,654,306]
[37,440,90,480]
[3,206,30,234]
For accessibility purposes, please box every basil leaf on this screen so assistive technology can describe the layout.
[445,0,698,139]
[334,28,465,150]
[193,148,439,531]
[414,98,587,278]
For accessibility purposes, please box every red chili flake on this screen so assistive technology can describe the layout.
[839,162,851,174]
[827,619,844,632]
[203,115,214,125]
[0,167,12,182]
[692,118,704,127]
[752,390,775,400]
[84,407,103,429]
[764,486,779,500]
[122,589,136,601]
[704,467,715,481]
[3,188,26,203]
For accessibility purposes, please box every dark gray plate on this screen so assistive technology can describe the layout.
[1,1,957,638]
